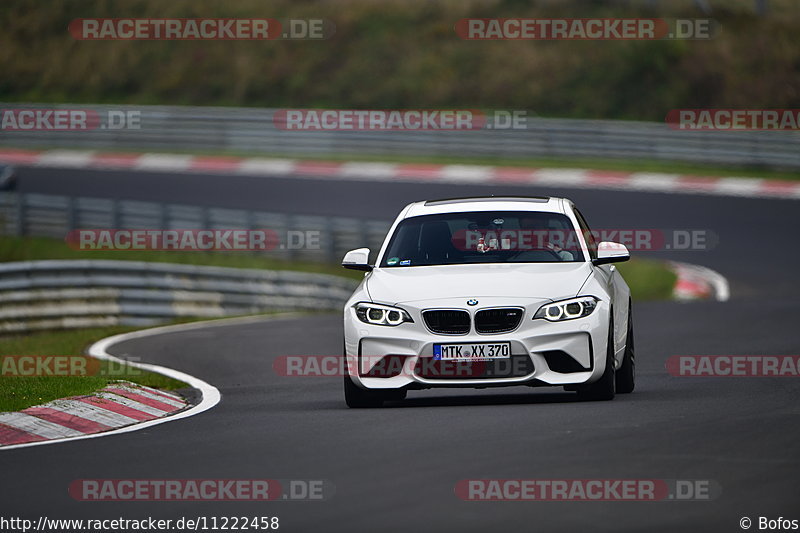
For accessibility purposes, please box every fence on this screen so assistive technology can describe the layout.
[0,191,391,265]
[0,190,382,332]
[1,104,798,169]
[0,260,358,333]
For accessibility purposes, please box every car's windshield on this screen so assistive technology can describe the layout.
[380,211,585,267]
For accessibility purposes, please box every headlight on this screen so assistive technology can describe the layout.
[354,302,414,326]
[533,296,598,322]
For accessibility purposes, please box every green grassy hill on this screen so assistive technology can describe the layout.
[1,0,797,120]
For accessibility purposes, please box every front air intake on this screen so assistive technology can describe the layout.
[474,308,523,334]
[422,309,471,335]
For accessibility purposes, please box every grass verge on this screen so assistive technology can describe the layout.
[0,235,364,281]
[618,259,677,302]
[0,326,187,412]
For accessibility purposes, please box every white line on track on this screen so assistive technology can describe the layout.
[0,314,296,451]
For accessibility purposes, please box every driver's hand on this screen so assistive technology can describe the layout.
[557,250,574,261]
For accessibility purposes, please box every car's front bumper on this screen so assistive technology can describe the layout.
[344,298,611,390]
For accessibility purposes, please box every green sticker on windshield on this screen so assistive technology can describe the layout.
[387,257,399,266]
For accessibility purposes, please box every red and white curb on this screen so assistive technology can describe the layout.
[1,148,799,200]
[0,317,312,450]
[669,261,730,302]
[0,381,187,447]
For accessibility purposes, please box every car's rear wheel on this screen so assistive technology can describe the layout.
[577,317,616,401]
[615,302,635,394]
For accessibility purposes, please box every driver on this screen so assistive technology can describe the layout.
[519,216,575,261]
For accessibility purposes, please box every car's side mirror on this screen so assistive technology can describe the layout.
[342,248,373,272]
[592,241,630,266]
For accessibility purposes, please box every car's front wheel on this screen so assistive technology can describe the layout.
[343,375,385,408]
[342,343,408,407]
[343,376,408,408]
[615,302,635,394]
[577,318,616,401]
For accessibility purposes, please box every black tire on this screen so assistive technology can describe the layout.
[615,302,635,394]
[382,388,408,402]
[577,317,616,401]
[342,341,407,407]
[343,375,385,408]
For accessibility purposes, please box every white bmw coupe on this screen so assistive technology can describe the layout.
[341,196,634,407]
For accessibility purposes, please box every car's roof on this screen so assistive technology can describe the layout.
[402,196,570,218]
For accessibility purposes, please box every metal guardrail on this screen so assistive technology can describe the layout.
[0,191,391,265]
[0,260,358,333]
[0,190,378,332]
[1,104,798,169]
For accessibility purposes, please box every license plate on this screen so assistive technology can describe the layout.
[433,342,511,361]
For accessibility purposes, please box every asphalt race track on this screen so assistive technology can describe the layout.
[3,166,799,532]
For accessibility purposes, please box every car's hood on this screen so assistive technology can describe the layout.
[366,262,593,304]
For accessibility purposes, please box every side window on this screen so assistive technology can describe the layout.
[573,208,597,260]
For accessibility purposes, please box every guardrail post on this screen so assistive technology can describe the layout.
[325,221,337,263]
[160,203,169,230]
[285,214,295,262]
[14,192,26,236]
[112,199,122,229]
[271,213,288,260]
[67,197,77,232]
